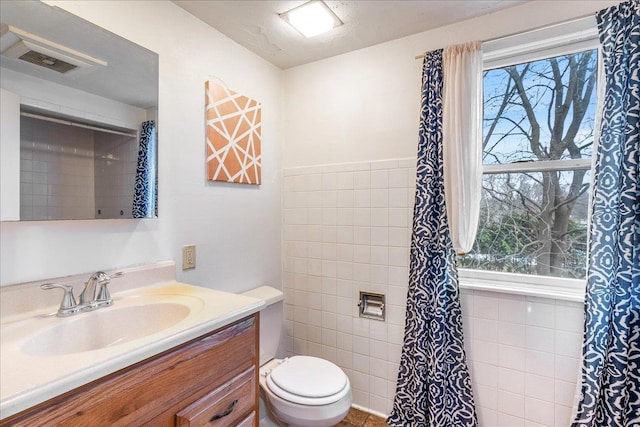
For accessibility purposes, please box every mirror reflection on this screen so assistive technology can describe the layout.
[0,0,159,221]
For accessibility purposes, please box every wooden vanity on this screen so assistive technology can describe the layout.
[1,314,259,426]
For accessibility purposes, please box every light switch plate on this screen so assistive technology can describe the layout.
[182,245,196,270]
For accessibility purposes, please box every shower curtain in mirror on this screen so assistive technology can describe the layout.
[387,47,477,427]
[572,1,639,426]
[132,120,157,218]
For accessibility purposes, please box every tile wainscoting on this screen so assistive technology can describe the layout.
[282,159,585,427]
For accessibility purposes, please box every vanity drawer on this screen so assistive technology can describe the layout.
[176,367,255,427]
[236,412,256,427]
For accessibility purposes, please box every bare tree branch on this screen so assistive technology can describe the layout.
[465,49,598,278]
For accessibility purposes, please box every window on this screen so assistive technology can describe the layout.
[458,19,599,283]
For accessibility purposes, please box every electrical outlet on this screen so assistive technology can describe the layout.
[182,245,196,270]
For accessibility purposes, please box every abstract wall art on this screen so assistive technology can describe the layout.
[205,81,262,185]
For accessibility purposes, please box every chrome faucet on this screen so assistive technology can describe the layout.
[80,271,107,305]
[42,271,123,317]
[80,271,122,308]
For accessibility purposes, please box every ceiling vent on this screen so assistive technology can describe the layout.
[0,24,106,73]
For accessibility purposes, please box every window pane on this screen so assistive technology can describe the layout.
[466,49,599,280]
[458,170,590,279]
[483,49,597,165]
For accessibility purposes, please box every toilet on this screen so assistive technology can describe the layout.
[242,286,352,427]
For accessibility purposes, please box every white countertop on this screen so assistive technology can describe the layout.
[0,281,265,419]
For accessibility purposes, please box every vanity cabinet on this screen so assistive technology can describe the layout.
[175,367,256,426]
[1,314,259,427]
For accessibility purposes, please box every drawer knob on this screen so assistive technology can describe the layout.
[209,398,238,421]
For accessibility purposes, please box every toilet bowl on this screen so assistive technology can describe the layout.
[260,357,352,427]
[242,286,352,427]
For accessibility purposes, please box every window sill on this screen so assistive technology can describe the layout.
[458,269,585,302]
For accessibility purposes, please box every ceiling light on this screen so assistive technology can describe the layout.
[280,1,342,38]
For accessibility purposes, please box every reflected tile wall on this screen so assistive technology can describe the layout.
[20,116,137,220]
[94,132,137,218]
[282,159,585,426]
[20,117,95,220]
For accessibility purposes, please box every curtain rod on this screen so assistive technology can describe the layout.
[414,32,503,60]
[414,15,596,60]
[20,112,138,138]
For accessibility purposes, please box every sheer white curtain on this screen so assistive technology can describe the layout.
[442,41,483,254]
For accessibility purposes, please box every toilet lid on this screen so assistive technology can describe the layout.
[266,356,349,405]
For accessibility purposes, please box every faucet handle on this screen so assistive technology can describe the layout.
[108,271,124,280]
[96,282,112,302]
[41,283,79,317]
[96,271,123,304]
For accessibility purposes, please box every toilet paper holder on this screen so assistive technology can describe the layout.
[357,291,385,321]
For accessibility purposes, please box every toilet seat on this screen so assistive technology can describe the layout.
[265,356,350,406]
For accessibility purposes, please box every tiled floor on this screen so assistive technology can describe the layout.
[335,407,389,427]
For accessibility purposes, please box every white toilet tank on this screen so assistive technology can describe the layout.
[242,286,284,366]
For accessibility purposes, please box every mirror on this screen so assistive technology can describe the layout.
[0,0,159,221]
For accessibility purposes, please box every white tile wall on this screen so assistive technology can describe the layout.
[94,132,138,219]
[282,159,585,425]
[20,116,96,220]
[20,116,138,220]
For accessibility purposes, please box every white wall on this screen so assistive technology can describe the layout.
[1,68,147,131]
[0,0,283,293]
[0,89,20,221]
[283,0,621,168]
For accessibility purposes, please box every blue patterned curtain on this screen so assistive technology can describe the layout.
[572,1,639,426]
[132,120,157,218]
[387,49,477,427]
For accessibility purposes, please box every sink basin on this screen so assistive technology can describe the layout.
[22,303,191,356]
[1,280,266,419]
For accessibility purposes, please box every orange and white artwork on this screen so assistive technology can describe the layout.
[205,81,262,185]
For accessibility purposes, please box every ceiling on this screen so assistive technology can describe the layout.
[173,0,528,70]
